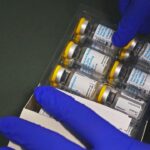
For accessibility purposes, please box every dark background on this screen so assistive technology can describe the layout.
[0,0,150,147]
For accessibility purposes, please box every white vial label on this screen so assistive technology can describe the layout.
[80,48,110,74]
[115,97,142,119]
[68,72,97,97]
[127,68,150,91]
[92,24,114,47]
[140,43,150,62]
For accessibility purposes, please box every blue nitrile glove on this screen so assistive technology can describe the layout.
[0,86,150,150]
[0,147,13,150]
[112,0,150,47]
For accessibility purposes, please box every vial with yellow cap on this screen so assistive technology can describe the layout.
[108,60,150,98]
[50,65,108,100]
[114,38,150,68]
[96,84,146,120]
[75,17,115,46]
[62,41,113,79]
[74,18,138,55]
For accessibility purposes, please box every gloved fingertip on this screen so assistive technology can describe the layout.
[34,86,54,104]
[34,85,72,106]
[112,31,133,47]
[112,32,124,47]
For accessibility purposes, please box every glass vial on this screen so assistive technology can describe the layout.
[120,40,150,71]
[98,84,146,120]
[49,65,100,99]
[108,61,150,98]
[61,41,113,79]
[74,17,115,49]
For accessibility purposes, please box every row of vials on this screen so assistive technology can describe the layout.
[48,17,150,136]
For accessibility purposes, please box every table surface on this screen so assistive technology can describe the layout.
[0,0,150,146]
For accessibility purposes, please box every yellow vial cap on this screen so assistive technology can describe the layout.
[75,17,88,34]
[50,65,62,84]
[62,41,77,59]
[123,39,137,50]
[97,84,108,103]
[108,61,120,79]
[119,49,130,60]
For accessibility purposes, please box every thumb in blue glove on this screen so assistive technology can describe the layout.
[0,86,150,150]
[112,0,150,47]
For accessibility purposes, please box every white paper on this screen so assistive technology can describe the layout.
[8,90,132,150]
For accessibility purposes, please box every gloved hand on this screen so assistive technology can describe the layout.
[112,0,150,47]
[0,86,150,150]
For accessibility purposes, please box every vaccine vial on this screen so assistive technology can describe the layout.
[97,84,146,120]
[61,41,113,79]
[118,39,138,61]
[74,17,137,57]
[119,40,150,71]
[74,17,115,49]
[50,65,102,99]
[108,61,150,98]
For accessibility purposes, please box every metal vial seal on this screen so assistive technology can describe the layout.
[123,39,138,51]
[119,49,130,60]
[75,17,89,35]
[62,41,78,59]
[118,39,138,60]
[50,65,67,86]
[108,61,123,83]
[97,84,111,104]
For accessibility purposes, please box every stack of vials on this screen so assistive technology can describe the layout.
[49,17,150,137]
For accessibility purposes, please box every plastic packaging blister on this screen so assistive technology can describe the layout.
[37,5,150,140]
